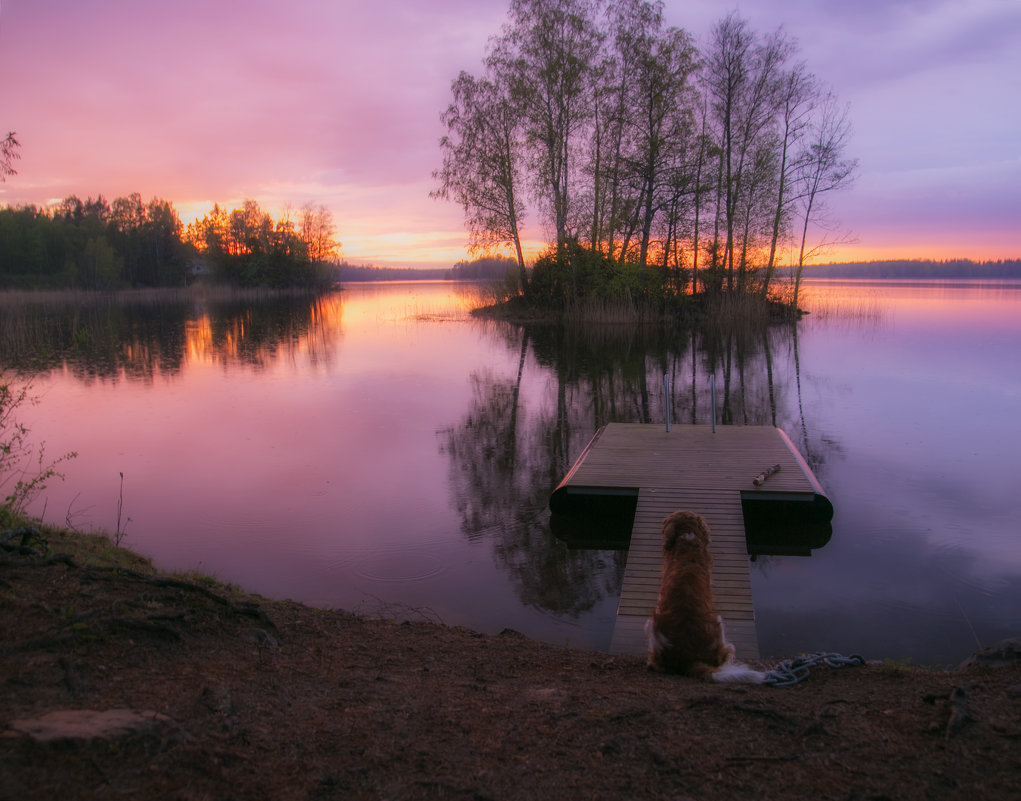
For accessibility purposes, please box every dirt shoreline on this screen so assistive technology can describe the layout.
[2,527,1020,800]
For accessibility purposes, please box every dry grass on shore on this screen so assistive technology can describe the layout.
[3,523,1021,800]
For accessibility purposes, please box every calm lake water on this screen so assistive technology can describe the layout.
[5,279,1020,666]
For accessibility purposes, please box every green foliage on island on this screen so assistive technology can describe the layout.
[0,195,340,291]
[804,259,1021,279]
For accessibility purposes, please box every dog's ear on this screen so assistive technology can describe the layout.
[663,522,680,553]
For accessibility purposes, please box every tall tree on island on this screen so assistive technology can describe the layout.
[433,69,530,294]
[498,0,602,297]
[702,13,794,293]
[761,61,818,295]
[791,95,857,308]
[588,0,698,273]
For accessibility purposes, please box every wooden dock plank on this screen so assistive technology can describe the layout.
[561,424,819,495]
[550,423,828,664]
[612,485,758,659]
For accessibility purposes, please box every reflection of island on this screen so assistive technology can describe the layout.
[438,328,626,619]
[0,289,344,379]
[440,315,841,619]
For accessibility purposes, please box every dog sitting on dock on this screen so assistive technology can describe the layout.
[645,511,765,684]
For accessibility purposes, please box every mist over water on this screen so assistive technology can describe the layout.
[6,279,1020,666]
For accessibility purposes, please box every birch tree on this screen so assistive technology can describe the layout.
[703,14,792,291]
[792,96,857,307]
[762,61,817,294]
[629,24,697,269]
[433,70,529,292]
[500,0,603,271]
[587,0,654,261]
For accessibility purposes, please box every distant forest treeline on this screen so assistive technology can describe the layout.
[4,195,1015,292]
[338,255,517,283]
[803,259,1021,279]
[338,263,445,281]
[338,256,1021,284]
[0,194,339,290]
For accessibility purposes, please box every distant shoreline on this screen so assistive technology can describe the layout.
[801,258,1020,280]
[337,258,1021,283]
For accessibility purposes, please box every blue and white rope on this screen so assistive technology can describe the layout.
[763,652,866,687]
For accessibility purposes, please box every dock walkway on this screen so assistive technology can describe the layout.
[549,423,831,660]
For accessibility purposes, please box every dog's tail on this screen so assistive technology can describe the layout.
[711,615,766,683]
[711,658,767,684]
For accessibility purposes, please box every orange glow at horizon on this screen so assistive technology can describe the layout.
[819,241,1020,265]
[98,195,1021,270]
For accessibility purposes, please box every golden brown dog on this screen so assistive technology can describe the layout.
[645,511,765,683]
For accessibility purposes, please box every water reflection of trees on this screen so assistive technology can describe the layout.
[439,324,628,619]
[441,316,839,617]
[0,289,344,380]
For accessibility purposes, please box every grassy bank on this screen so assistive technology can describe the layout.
[2,521,1020,799]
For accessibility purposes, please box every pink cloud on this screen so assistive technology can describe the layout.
[2,0,1018,264]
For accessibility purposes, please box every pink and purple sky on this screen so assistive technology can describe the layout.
[2,0,1018,268]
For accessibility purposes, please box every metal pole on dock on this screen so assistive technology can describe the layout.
[664,374,671,432]
[710,374,717,433]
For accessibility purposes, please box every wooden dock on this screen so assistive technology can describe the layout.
[549,423,832,660]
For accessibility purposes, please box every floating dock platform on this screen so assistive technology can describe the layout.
[549,423,833,660]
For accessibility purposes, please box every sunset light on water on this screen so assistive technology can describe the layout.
[3,279,1017,667]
